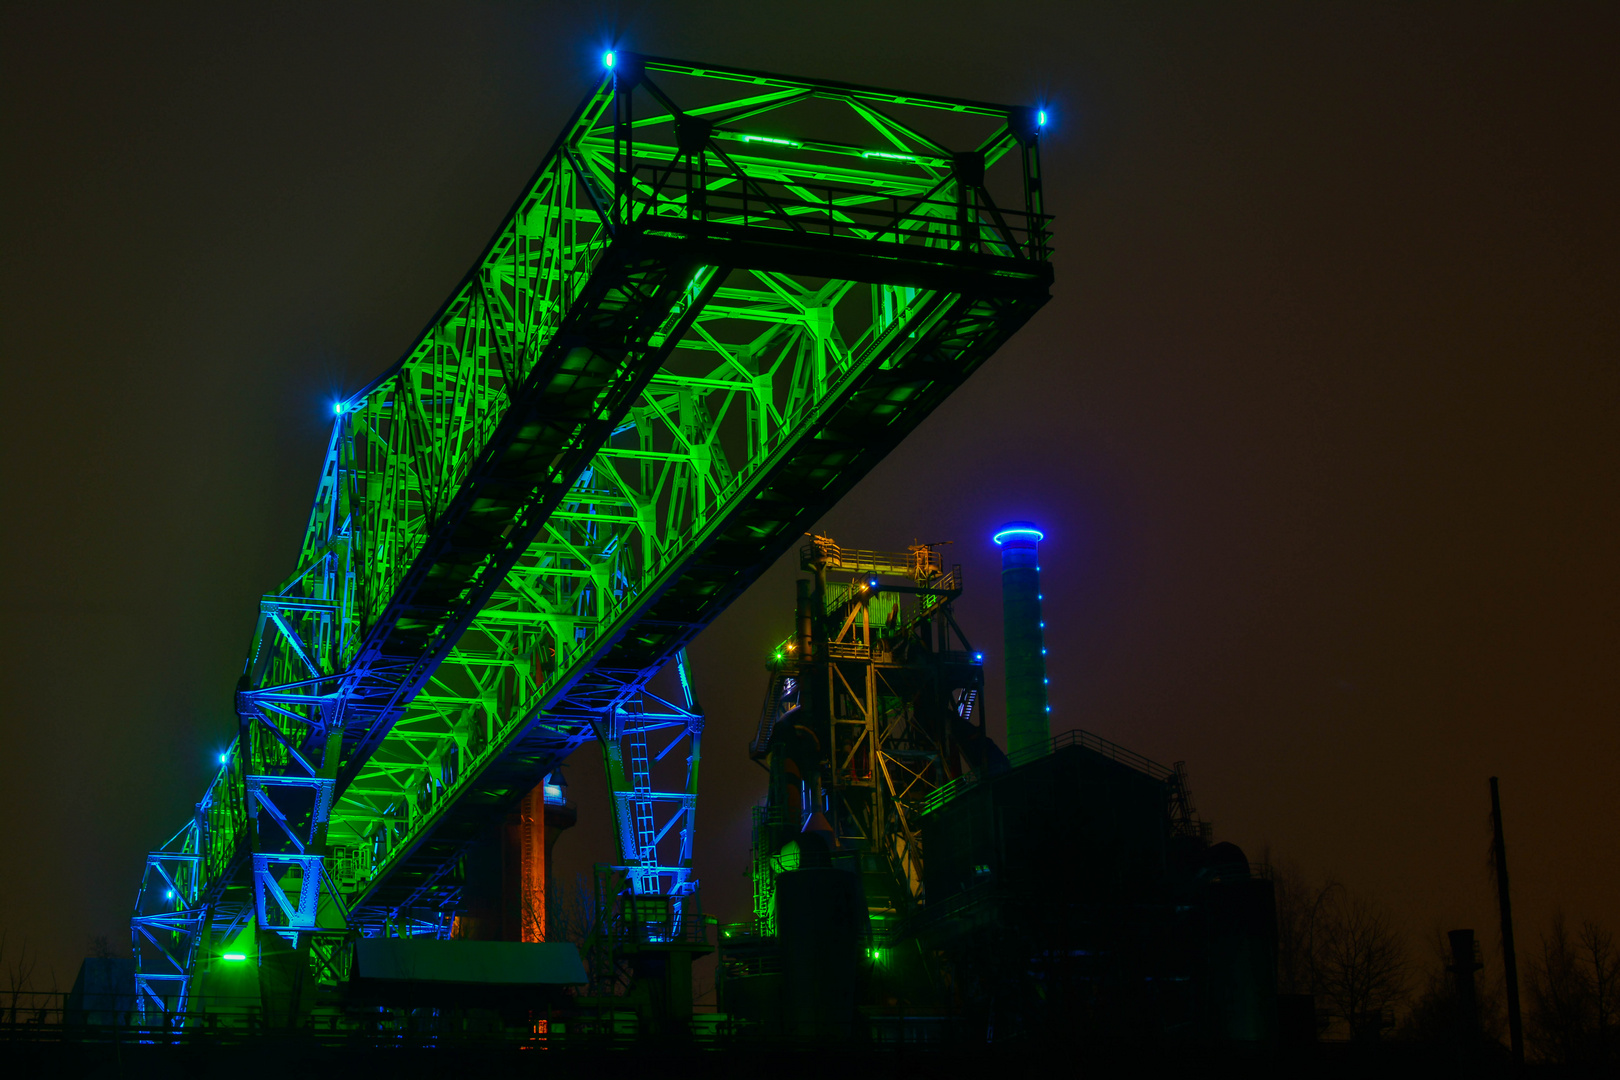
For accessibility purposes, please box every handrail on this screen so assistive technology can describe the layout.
[629,161,1052,261]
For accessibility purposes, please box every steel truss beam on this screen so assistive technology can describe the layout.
[135,53,1051,1013]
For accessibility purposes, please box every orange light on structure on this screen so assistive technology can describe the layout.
[517,785,546,942]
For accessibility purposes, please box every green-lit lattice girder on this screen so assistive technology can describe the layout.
[132,53,1051,1008]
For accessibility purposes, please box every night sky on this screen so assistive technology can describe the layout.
[3,3,1616,993]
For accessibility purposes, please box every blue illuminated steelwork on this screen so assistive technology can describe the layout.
[132,49,1054,1023]
[588,648,705,946]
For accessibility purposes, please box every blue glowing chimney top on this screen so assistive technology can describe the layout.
[996,521,1050,757]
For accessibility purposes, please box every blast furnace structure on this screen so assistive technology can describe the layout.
[722,525,1279,1045]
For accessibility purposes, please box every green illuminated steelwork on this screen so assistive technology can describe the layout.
[133,53,1051,1020]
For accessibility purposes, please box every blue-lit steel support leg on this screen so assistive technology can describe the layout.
[246,774,350,941]
[131,824,205,1022]
[597,649,704,939]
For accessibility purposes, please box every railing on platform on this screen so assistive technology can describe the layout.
[0,988,741,1050]
[632,163,1053,263]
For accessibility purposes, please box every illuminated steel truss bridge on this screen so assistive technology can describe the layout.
[130,52,1052,1018]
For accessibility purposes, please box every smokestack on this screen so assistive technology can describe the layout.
[995,521,1050,757]
[796,578,813,659]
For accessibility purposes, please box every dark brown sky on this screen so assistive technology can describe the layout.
[3,3,1616,992]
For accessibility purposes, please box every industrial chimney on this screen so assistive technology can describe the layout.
[995,521,1050,757]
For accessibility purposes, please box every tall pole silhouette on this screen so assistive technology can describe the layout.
[1490,776,1524,1066]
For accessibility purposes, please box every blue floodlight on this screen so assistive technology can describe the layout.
[974,652,984,662]
[992,525,1045,545]
[219,751,228,765]
[332,401,344,416]
[603,51,616,70]
[1037,109,1047,127]
[166,889,174,900]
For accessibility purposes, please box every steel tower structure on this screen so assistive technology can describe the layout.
[747,536,1004,941]
[130,53,1052,1021]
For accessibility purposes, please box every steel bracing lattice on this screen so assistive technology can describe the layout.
[750,538,989,938]
[131,52,1052,1018]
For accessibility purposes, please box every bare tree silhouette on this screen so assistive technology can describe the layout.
[1311,884,1409,1040]
[2,931,40,1024]
[88,935,123,960]
[545,872,596,948]
[1527,913,1619,1064]
[1271,863,1409,1041]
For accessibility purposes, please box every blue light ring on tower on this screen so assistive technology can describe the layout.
[993,525,1045,545]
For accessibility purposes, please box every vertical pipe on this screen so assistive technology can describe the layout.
[995,521,1049,758]
[1490,776,1524,1066]
[796,579,813,660]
